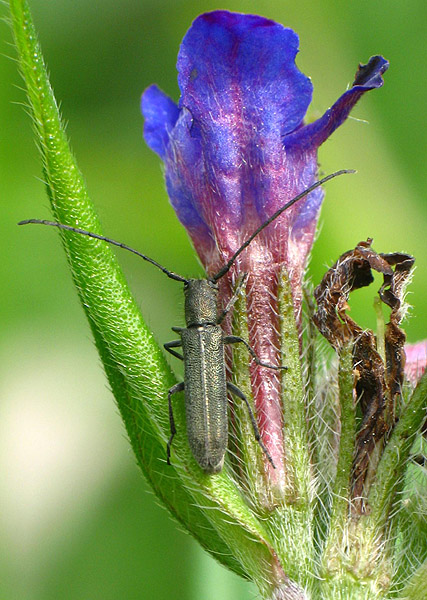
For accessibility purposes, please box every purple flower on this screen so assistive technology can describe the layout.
[142,11,388,479]
[142,11,387,300]
[405,341,427,387]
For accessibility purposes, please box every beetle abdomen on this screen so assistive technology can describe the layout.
[180,325,228,473]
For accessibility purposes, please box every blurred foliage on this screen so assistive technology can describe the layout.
[0,0,425,598]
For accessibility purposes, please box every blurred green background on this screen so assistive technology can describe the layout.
[0,1,425,598]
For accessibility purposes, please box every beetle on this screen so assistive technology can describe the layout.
[19,170,352,473]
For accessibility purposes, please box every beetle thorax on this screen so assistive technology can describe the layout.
[184,279,219,327]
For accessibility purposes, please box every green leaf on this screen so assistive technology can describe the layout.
[399,561,427,600]
[367,371,427,530]
[392,442,427,591]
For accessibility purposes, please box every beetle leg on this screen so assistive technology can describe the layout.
[224,335,286,370]
[217,273,248,324]
[167,381,185,465]
[164,340,184,361]
[227,382,276,469]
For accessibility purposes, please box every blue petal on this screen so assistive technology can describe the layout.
[165,113,214,231]
[177,11,312,144]
[164,10,313,238]
[141,85,179,159]
[284,56,389,151]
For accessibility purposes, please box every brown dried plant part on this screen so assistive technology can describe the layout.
[380,252,416,406]
[313,240,414,509]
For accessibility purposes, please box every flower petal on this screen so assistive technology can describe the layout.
[175,10,311,227]
[405,340,427,387]
[141,84,179,160]
[284,55,389,152]
[153,11,315,271]
[282,55,388,240]
[177,11,312,139]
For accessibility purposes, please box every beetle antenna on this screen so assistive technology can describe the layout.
[210,169,355,283]
[18,219,189,284]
